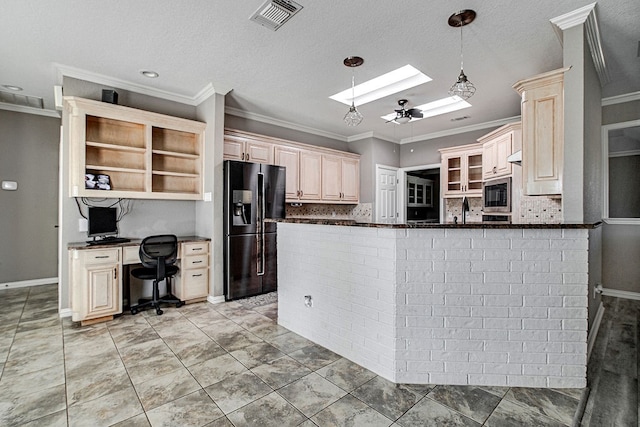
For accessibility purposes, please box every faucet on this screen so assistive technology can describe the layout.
[462,196,469,224]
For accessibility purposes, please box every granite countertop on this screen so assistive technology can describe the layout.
[268,218,601,229]
[68,235,210,250]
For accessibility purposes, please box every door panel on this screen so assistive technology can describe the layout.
[225,234,261,300]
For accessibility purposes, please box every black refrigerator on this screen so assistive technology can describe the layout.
[224,160,286,300]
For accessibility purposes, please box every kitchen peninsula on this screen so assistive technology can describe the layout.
[274,218,596,389]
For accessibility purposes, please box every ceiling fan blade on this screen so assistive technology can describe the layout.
[407,108,423,118]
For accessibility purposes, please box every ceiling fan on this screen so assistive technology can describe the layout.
[387,99,423,124]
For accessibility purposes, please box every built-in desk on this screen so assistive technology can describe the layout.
[68,236,210,324]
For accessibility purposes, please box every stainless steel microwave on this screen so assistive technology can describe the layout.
[483,177,511,213]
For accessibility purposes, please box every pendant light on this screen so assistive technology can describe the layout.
[448,10,476,100]
[342,56,364,126]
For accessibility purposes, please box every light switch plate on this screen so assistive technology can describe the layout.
[79,218,88,232]
[204,192,212,202]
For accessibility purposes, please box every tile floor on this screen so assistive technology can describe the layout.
[580,296,639,426]
[0,284,588,426]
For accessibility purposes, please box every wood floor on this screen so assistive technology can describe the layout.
[580,296,639,426]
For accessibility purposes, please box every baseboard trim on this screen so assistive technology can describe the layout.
[601,287,640,301]
[0,277,57,289]
[59,308,73,318]
[587,301,605,361]
[207,295,225,305]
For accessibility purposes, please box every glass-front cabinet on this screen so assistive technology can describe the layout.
[407,176,434,207]
[439,143,483,198]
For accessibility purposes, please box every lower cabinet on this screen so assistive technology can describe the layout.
[174,241,210,302]
[69,238,211,323]
[70,248,122,323]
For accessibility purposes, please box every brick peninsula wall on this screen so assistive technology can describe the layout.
[276,221,589,388]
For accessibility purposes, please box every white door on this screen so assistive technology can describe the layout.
[375,165,399,224]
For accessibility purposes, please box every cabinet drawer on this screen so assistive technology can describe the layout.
[183,254,208,269]
[182,242,209,256]
[83,249,120,265]
[181,268,209,300]
[122,246,140,265]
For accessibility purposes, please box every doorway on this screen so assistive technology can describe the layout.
[375,164,442,224]
[397,164,441,224]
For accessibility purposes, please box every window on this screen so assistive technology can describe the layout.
[603,120,640,223]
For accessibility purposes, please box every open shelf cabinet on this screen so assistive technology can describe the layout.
[65,97,205,200]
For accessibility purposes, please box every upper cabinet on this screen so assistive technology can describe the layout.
[273,146,322,201]
[513,68,568,195]
[224,132,273,164]
[479,122,521,180]
[65,97,205,200]
[439,143,483,198]
[321,155,360,203]
[407,176,433,207]
[228,128,360,204]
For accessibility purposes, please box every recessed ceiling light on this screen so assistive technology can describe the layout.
[381,96,471,123]
[330,65,431,106]
[140,70,159,78]
[2,85,23,91]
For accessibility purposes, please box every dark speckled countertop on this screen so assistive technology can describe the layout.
[268,218,601,229]
[68,235,210,250]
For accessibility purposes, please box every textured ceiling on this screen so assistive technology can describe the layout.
[2,0,639,143]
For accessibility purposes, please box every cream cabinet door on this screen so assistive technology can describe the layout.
[86,264,120,317]
[514,68,567,195]
[299,150,322,200]
[224,136,273,164]
[223,137,245,161]
[70,247,122,322]
[321,155,342,201]
[482,133,513,179]
[245,141,273,164]
[274,146,301,200]
[341,158,359,202]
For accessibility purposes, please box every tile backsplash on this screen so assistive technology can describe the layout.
[444,197,483,223]
[286,203,372,222]
[519,195,562,223]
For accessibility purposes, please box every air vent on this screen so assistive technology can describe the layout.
[250,0,303,31]
[0,91,44,109]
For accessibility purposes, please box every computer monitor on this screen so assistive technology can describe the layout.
[87,207,118,238]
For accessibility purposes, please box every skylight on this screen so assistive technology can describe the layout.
[381,96,471,123]
[330,65,431,106]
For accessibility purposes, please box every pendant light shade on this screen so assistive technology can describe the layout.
[342,56,364,126]
[448,10,476,100]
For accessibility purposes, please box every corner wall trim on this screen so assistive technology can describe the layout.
[207,295,225,305]
[0,277,57,289]
[587,301,605,361]
[600,287,640,301]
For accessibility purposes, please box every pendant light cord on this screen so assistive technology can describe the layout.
[459,18,464,71]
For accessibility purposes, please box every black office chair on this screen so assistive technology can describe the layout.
[130,234,184,315]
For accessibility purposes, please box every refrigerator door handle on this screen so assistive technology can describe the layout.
[257,172,265,276]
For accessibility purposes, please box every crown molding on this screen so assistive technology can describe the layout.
[399,115,522,144]
[602,91,640,106]
[346,131,398,144]
[550,3,610,85]
[224,106,347,142]
[54,64,226,106]
[0,102,60,118]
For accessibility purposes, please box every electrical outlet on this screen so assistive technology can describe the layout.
[79,218,88,232]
